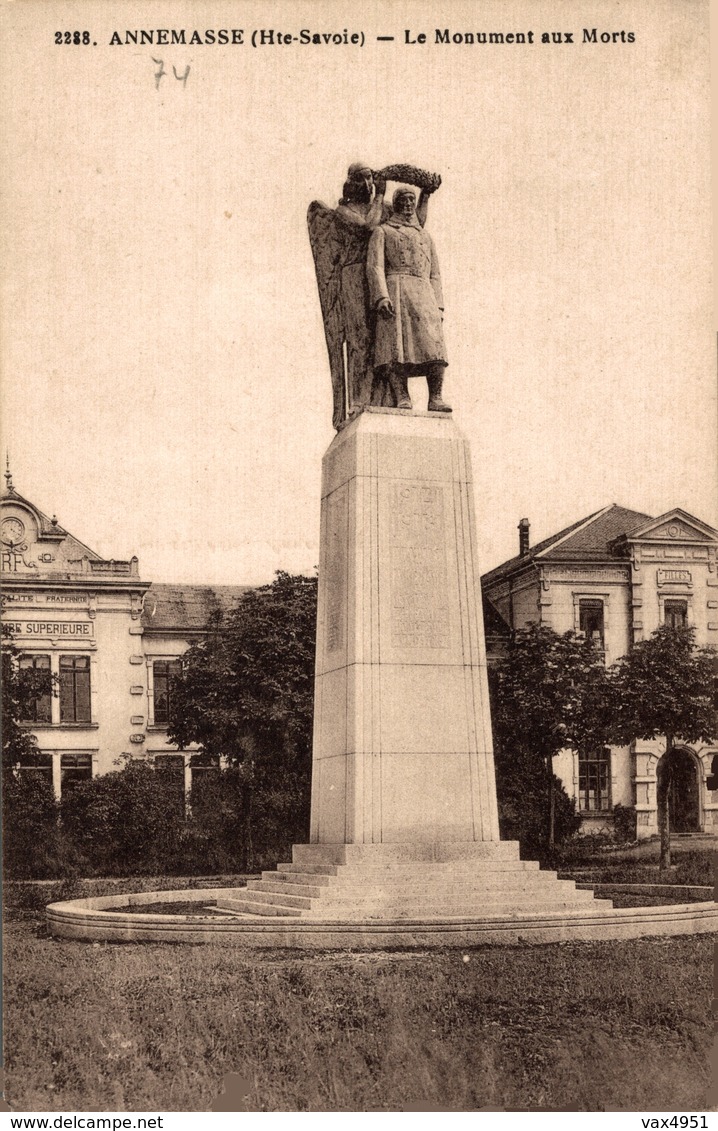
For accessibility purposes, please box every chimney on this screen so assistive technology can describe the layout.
[518,518,530,556]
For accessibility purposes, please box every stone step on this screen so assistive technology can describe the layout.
[207,904,269,919]
[261,874,568,897]
[216,889,610,920]
[306,889,598,911]
[291,842,521,865]
[304,901,618,923]
[285,869,558,884]
[329,870,561,886]
[274,863,340,875]
[249,880,325,900]
[304,898,606,919]
[243,885,314,909]
[276,860,542,879]
[216,896,302,917]
[265,870,333,887]
[327,895,598,911]
[339,863,545,878]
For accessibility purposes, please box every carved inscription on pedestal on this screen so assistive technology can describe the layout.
[390,483,450,650]
[325,489,347,654]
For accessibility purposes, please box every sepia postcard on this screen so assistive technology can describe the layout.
[0,0,715,1116]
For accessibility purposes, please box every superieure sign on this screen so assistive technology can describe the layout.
[2,620,94,637]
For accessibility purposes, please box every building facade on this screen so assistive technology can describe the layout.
[481,504,718,838]
[5,472,717,839]
[1,471,245,797]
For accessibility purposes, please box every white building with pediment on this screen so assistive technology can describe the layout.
[1,468,246,799]
[482,504,718,839]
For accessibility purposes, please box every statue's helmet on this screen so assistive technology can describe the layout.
[392,186,417,208]
[347,163,373,182]
[341,164,375,206]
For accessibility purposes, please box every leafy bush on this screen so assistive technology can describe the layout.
[180,764,308,873]
[4,754,307,881]
[2,773,67,879]
[494,747,581,860]
[612,803,637,843]
[60,760,186,876]
[179,768,247,873]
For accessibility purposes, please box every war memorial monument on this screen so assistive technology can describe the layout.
[47,166,718,946]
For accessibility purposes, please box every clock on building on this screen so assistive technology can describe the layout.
[1,517,26,548]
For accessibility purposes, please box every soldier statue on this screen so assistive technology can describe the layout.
[367,186,450,414]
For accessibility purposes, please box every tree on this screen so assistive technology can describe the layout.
[609,624,716,871]
[489,624,613,850]
[1,626,55,777]
[167,571,318,868]
[60,758,186,876]
[492,742,581,858]
[2,626,61,877]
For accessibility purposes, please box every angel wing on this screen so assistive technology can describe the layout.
[307,201,349,429]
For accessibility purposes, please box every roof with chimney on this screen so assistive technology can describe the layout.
[481,504,655,586]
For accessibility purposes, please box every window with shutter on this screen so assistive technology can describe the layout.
[153,660,182,725]
[16,751,53,784]
[578,748,611,811]
[664,600,688,629]
[59,656,91,723]
[578,599,604,650]
[18,654,52,723]
[61,753,92,792]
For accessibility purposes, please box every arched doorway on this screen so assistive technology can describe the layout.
[666,747,701,833]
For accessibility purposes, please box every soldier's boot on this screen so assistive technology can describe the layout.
[389,367,412,410]
[427,367,452,413]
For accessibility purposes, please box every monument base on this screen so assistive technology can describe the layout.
[215,840,609,921]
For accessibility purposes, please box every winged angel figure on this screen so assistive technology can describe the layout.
[308,163,441,429]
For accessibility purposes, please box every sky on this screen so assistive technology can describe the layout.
[1,0,715,586]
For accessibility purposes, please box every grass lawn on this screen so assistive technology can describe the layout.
[3,882,715,1113]
[556,846,716,888]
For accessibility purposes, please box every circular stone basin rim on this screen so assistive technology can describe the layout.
[45,887,718,948]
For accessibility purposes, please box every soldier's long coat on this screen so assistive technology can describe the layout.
[366,214,448,371]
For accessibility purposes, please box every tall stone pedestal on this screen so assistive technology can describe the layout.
[310,407,499,846]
